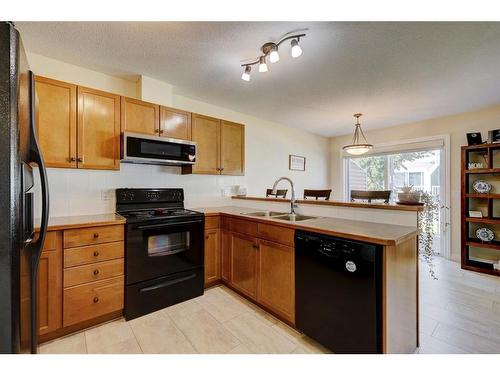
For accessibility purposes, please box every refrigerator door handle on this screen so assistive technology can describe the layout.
[26,70,49,354]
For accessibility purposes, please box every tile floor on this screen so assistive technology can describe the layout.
[39,257,500,354]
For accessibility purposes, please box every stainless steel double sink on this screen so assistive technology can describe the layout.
[242,211,317,222]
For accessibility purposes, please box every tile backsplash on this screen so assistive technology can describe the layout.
[33,163,244,218]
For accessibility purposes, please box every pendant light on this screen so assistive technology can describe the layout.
[342,113,373,155]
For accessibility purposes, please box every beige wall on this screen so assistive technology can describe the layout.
[330,104,500,261]
[27,52,330,217]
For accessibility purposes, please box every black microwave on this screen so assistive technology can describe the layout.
[121,132,197,166]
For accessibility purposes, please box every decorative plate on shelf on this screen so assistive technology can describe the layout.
[472,180,492,194]
[475,227,495,242]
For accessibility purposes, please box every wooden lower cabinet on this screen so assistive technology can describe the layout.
[37,231,63,337]
[230,232,259,299]
[63,276,124,327]
[204,229,220,285]
[257,240,295,323]
[221,230,232,283]
[216,218,296,324]
[37,224,125,342]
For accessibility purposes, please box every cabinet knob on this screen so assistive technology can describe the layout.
[93,269,100,276]
[205,235,209,239]
[253,244,259,250]
[159,129,164,134]
[77,157,83,163]
[93,233,99,239]
[93,296,99,303]
[93,251,99,257]
[69,157,76,162]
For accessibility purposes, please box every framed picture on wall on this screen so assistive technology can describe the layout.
[289,155,306,171]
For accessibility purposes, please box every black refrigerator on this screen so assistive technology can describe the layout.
[0,22,49,354]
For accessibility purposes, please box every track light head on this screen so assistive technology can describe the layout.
[258,56,268,73]
[291,38,302,58]
[241,65,251,81]
[269,44,280,63]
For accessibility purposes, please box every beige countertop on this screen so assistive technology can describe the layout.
[35,213,126,232]
[193,206,418,246]
[231,195,424,212]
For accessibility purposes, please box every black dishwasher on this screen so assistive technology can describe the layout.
[295,230,383,354]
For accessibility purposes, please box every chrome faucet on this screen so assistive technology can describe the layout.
[272,177,296,215]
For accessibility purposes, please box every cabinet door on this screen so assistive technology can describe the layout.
[191,114,220,174]
[121,97,159,136]
[220,120,245,176]
[37,232,63,336]
[35,76,77,168]
[204,229,220,286]
[221,230,232,283]
[231,232,258,299]
[77,86,121,170]
[257,240,295,323]
[160,106,191,140]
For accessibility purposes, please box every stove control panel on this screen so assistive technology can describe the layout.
[116,188,184,204]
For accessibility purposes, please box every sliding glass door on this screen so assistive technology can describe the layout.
[345,148,447,256]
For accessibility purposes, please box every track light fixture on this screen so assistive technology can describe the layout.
[240,31,306,81]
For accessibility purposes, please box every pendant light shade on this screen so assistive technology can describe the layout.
[342,113,373,155]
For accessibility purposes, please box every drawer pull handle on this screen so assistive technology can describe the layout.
[93,297,99,303]
[93,269,99,275]
[93,251,99,257]
[93,233,99,239]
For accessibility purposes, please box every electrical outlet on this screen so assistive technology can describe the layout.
[101,190,114,201]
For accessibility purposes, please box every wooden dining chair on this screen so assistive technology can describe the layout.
[350,190,392,203]
[303,189,332,200]
[266,189,288,198]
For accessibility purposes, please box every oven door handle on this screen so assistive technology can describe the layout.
[139,273,197,293]
[136,220,202,230]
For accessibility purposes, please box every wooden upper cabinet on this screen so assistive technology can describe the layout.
[37,231,63,337]
[220,120,245,175]
[160,106,191,140]
[121,97,159,136]
[190,113,220,174]
[231,232,258,299]
[35,76,77,168]
[257,239,295,323]
[77,86,121,170]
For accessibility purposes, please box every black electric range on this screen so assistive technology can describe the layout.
[116,188,205,320]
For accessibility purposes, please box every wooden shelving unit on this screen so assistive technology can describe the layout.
[461,143,500,276]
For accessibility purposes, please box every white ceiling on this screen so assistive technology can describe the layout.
[15,22,500,137]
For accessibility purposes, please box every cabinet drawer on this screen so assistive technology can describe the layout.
[222,217,258,237]
[64,259,124,287]
[63,276,124,327]
[205,216,220,230]
[258,223,294,246]
[64,241,124,268]
[64,225,124,248]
